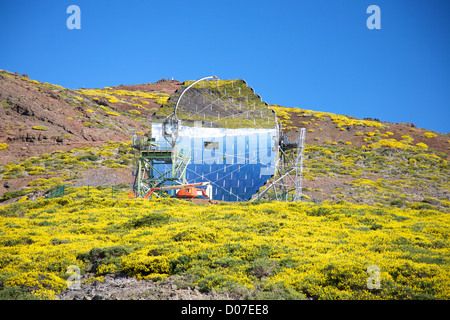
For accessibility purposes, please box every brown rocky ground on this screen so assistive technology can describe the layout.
[57,273,231,300]
[0,71,181,165]
[282,111,449,157]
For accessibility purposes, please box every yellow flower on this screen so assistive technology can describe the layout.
[416,142,428,149]
[422,132,437,138]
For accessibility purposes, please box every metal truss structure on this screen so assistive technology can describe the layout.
[251,128,306,202]
[131,134,190,199]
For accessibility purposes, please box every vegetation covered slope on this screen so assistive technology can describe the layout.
[0,73,449,300]
[0,69,180,165]
[0,195,448,300]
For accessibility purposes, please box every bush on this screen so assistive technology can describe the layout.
[78,154,99,161]
[422,132,437,139]
[0,202,29,217]
[1,189,32,201]
[306,207,332,216]
[0,286,41,300]
[390,199,404,208]
[125,211,170,228]
[416,142,428,149]
[32,125,50,131]
[77,246,131,274]
[247,258,276,279]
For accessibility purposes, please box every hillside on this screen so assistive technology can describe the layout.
[0,70,181,165]
[0,70,449,300]
[1,70,449,211]
[1,195,449,300]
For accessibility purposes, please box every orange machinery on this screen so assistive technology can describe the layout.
[132,182,212,200]
[176,186,209,199]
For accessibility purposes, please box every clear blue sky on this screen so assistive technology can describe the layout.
[1,0,449,133]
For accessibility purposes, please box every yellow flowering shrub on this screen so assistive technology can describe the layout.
[77,88,169,106]
[1,135,449,300]
[401,135,413,141]
[0,143,9,150]
[32,126,50,131]
[377,139,405,148]
[0,197,448,300]
[416,142,428,149]
[422,132,437,139]
[27,166,46,175]
[156,96,169,105]
[270,106,383,128]
[28,178,63,190]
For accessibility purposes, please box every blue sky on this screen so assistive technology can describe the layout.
[1,0,449,133]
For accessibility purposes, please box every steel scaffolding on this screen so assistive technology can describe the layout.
[131,134,190,199]
[252,128,306,202]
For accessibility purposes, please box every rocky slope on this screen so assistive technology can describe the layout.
[1,69,449,210]
[0,70,181,165]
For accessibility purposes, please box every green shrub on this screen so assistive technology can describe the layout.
[247,258,277,279]
[1,189,32,201]
[78,154,99,161]
[390,199,404,208]
[77,246,131,274]
[32,125,50,131]
[0,286,41,300]
[125,211,171,228]
[2,100,12,109]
